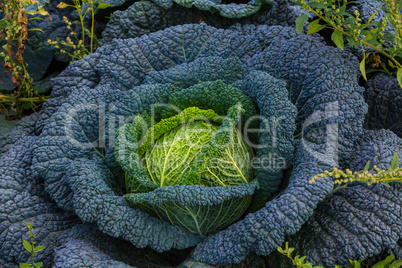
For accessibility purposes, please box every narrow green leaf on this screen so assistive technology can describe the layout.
[397,68,402,88]
[345,36,359,48]
[373,254,394,268]
[96,3,111,9]
[56,2,74,8]
[378,169,394,175]
[344,17,356,25]
[389,260,402,268]
[36,262,43,268]
[389,60,396,68]
[382,182,391,187]
[22,240,32,252]
[391,153,398,169]
[364,160,370,171]
[34,246,46,252]
[360,57,367,81]
[27,8,44,16]
[296,14,309,34]
[19,264,32,268]
[361,23,379,30]
[331,30,344,50]
[37,7,50,16]
[288,247,294,253]
[367,3,385,23]
[27,28,45,33]
[27,18,46,22]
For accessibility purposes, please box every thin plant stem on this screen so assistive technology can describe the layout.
[90,3,94,53]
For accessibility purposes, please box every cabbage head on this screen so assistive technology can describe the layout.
[143,108,253,188]
[116,104,256,236]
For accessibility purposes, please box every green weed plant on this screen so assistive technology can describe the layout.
[278,242,402,268]
[48,0,110,61]
[294,0,402,87]
[0,0,49,110]
[310,153,401,194]
[20,222,46,268]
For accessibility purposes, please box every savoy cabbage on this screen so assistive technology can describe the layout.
[100,0,304,45]
[31,22,373,266]
[118,102,257,236]
[1,21,401,267]
[33,25,299,253]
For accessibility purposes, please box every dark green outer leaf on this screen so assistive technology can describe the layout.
[151,0,274,18]
[372,255,395,268]
[363,73,402,137]
[397,68,402,88]
[125,179,258,207]
[391,153,399,169]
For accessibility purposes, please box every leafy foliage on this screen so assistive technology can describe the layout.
[100,0,304,46]
[52,225,136,268]
[278,242,402,268]
[191,25,367,264]
[48,0,110,61]
[293,0,402,87]
[0,0,50,109]
[0,13,396,266]
[20,222,46,268]
[0,112,38,155]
